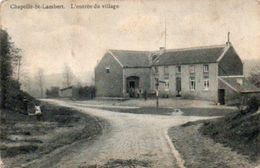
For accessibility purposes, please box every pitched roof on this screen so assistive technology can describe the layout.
[109,50,150,68]
[60,86,73,91]
[219,77,260,93]
[154,44,228,66]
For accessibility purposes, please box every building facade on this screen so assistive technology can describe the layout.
[59,86,78,98]
[95,50,151,97]
[95,42,259,104]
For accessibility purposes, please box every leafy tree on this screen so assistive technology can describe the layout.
[0,29,21,109]
[46,87,59,98]
[63,64,73,88]
[248,65,260,88]
[78,85,96,99]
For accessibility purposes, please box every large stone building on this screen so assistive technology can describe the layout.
[95,41,259,104]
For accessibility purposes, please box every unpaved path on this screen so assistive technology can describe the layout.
[43,99,213,168]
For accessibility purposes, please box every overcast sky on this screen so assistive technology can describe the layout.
[1,0,260,82]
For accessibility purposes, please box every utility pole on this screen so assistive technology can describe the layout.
[164,17,167,49]
[227,32,230,43]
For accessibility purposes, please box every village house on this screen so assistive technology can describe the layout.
[95,40,259,104]
[95,50,151,97]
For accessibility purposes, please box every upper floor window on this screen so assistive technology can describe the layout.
[106,67,110,73]
[164,66,169,79]
[164,66,169,74]
[176,65,181,73]
[189,65,195,74]
[203,64,209,73]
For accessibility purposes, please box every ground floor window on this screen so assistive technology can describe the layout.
[190,77,195,91]
[204,78,209,90]
[164,79,169,91]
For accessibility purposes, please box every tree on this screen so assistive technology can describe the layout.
[21,75,31,94]
[11,49,23,81]
[36,68,45,98]
[63,64,73,88]
[248,65,260,88]
[0,29,21,109]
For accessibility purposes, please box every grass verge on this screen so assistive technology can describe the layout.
[0,102,106,168]
[99,107,235,116]
[168,111,259,168]
[200,112,260,162]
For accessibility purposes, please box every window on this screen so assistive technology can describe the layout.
[106,67,110,73]
[165,79,169,90]
[204,78,209,90]
[190,77,195,91]
[164,66,169,79]
[176,65,181,73]
[189,65,195,74]
[203,64,209,73]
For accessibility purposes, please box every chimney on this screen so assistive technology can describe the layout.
[159,47,165,55]
[226,32,230,45]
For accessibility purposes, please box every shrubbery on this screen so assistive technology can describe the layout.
[46,87,59,98]
[238,95,259,114]
[3,79,39,112]
[78,85,96,99]
[1,29,38,112]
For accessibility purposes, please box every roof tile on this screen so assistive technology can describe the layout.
[155,45,227,65]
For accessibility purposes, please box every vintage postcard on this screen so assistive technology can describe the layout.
[0,0,260,167]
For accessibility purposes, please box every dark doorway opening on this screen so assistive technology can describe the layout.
[176,77,182,97]
[218,89,225,105]
[129,81,136,88]
[126,76,140,97]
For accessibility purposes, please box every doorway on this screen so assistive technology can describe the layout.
[176,77,181,97]
[218,89,225,105]
[126,76,140,97]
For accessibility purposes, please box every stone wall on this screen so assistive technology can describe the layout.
[95,53,123,97]
[218,46,243,76]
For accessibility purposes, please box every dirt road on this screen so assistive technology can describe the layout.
[43,99,213,168]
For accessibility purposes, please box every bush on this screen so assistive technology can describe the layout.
[3,79,39,113]
[78,85,96,99]
[46,87,59,98]
[247,96,259,112]
[239,96,259,114]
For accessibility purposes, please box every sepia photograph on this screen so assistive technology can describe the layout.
[0,0,260,167]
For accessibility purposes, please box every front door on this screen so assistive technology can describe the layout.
[176,77,181,96]
[218,89,225,105]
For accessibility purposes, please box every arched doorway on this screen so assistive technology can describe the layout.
[126,76,140,97]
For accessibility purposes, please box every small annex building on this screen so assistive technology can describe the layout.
[95,50,151,97]
[59,86,78,98]
[95,41,260,104]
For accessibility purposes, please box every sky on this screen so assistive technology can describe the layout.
[1,0,260,83]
